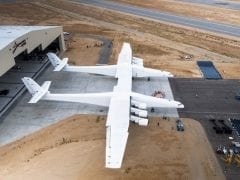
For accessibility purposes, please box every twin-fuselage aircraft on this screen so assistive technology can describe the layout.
[22,42,184,168]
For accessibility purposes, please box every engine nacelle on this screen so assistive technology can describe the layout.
[130,107,148,118]
[138,119,148,126]
[130,115,149,126]
[138,111,148,118]
[131,100,147,110]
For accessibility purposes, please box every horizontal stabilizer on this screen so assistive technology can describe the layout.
[22,77,51,103]
[47,52,68,71]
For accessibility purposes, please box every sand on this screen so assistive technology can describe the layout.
[0,115,225,180]
[64,35,102,65]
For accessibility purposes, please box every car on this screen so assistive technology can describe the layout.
[63,32,70,35]
[216,145,223,154]
[223,147,228,155]
[232,141,240,148]
[235,92,240,100]
[233,147,239,154]
[176,119,184,131]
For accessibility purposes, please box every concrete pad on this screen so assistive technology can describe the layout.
[0,65,179,145]
[133,77,179,117]
[0,83,24,97]
[10,62,47,73]
[15,57,48,64]
[0,97,12,112]
[0,72,35,83]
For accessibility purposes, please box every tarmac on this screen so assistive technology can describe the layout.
[0,57,49,117]
[0,65,177,146]
[169,78,240,119]
[198,117,240,180]
[169,78,240,180]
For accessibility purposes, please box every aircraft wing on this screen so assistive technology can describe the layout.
[105,95,130,168]
[131,92,184,108]
[117,42,132,65]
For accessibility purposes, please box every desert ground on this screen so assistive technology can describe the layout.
[0,0,240,179]
[0,116,225,180]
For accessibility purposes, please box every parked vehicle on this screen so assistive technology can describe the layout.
[235,91,240,100]
[176,119,184,131]
[232,141,240,148]
[233,147,239,154]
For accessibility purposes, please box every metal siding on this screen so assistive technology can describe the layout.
[0,26,64,77]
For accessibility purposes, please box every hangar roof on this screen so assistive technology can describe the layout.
[0,26,58,49]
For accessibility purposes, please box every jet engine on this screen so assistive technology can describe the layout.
[130,115,149,126]
[130,107,148,118]
[131,100,147,110]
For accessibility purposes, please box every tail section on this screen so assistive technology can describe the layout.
[47,53,68,71]
[22,77,51,103]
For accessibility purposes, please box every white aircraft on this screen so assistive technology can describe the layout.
[22,43,184,168]
[47,47,173,78]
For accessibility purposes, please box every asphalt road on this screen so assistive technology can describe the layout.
[71,0,240,37]
[178,0,240,10]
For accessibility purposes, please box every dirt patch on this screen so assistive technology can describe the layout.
[215,62,240,79]
[0,115,224,180]
[64,35,102,65]
[0,1,67,25]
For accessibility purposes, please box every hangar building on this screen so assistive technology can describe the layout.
[0,26,65,117]
[0,26,65,76]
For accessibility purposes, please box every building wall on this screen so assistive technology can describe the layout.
[0,26,65,77]
[0,47,15,77]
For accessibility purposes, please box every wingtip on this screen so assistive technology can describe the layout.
[168,73,174,77]
[178,103,184,108]
[28,101,35,104]
[105,162,121,169]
